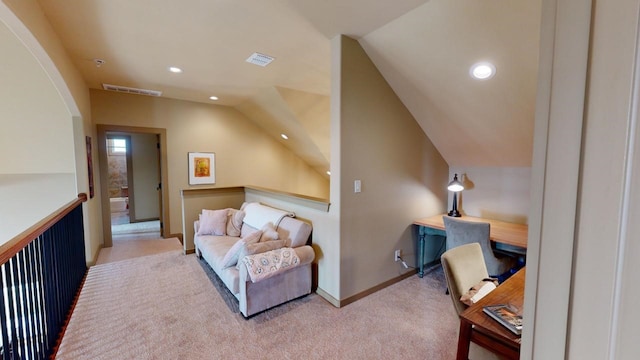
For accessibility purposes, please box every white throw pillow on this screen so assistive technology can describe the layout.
[460,279,498,306]
[197,209,228,236]
[221,230,263,268]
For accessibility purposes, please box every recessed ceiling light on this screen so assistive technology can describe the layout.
[470,62,496,80]
[281,134,289,140]
[209,96,219,101]
[168,66,183,73]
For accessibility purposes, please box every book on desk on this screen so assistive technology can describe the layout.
[483,304,523,336]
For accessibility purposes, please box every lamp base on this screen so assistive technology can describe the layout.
[447,209,461,217]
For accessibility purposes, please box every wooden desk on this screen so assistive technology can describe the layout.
[457,268,526,360]
[413,214,528,277]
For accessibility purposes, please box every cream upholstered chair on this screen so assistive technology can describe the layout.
[443,216,516,278]
[441,242,489,315]
[441,243,503,360]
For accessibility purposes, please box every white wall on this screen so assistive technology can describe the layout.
[449,167,531,224]
[333,35,449,300]
[0,18,74,174]
[0,9,78,245]
[0,174,76,244]
[2,0,100,263]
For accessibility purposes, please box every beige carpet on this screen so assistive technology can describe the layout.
[95,237,181,265]
[57,251,458,359]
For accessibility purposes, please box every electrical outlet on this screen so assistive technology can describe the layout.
[394,249,401,262]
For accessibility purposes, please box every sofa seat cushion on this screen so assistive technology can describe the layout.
[217,267,240,298]
[196,234,241,293]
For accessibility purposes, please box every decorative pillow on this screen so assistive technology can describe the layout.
[221,230,263,268]
[460,278,499,306]
[226,209,245,237]
[235,240,287,269]
[259,222,279,243]
[197,209,228,236]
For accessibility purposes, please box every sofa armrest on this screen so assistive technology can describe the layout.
[238,245,314,283]
[294,245,315,266]
[194,220,200,235]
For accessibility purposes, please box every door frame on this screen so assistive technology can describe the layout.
[97,124,170,247]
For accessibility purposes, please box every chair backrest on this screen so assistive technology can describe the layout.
[441,242,489,315]
[443,216,508,276]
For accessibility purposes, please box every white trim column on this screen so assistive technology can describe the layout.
[523,0,593,358]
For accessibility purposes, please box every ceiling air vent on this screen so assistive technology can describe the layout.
[102,84,162,97]
[246,52,275,67]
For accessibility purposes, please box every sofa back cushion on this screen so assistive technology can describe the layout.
[242,202,294,229]
[238,202,312,248]
[240,223,259,239]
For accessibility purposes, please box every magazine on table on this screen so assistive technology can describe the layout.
[483,304,523,336]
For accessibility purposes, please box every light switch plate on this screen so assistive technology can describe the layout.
[354,180,361,193]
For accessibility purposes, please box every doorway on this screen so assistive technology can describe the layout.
[106,135,161,240]
[98,125,171,247]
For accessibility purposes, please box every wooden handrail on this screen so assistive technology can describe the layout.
[0,193,88,266]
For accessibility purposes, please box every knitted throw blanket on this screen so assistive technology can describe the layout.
[242,247,301,283]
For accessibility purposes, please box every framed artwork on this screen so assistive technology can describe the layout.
[86,136,95,198]
[188,152,215,185]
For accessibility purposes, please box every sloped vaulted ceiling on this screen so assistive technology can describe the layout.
[235,87,330,177]
[360,0,540,166]
[33,0,540,169]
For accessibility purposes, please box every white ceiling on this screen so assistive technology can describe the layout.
[36,0,541,173]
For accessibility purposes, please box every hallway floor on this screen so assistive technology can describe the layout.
[95,236,182,265]
[96,206,177,265]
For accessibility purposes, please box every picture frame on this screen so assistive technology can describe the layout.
[86,136,95,198]
[188,152,216,185]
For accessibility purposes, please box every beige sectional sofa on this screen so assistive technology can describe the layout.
[194,202,314,317]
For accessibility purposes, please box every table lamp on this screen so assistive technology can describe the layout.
[447,173,464,217]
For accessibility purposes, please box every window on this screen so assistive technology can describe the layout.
[107,138,127,155]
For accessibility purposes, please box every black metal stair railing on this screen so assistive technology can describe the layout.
[0,194,87,360]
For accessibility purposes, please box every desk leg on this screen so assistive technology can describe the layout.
[457,320,472,360]
[418,227,425,278]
